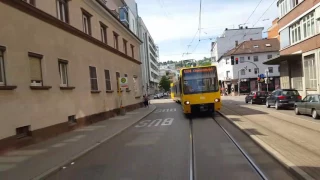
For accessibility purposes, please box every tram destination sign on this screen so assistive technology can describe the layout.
[183,67,216,74]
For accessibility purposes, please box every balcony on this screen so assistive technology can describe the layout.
[149,45,157,57]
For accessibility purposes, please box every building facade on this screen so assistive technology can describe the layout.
[0,0,143,152]
[268,18,280,40]
[265,0,320,97]
[211,27,264,63]
[137,17,160,95]
[218,39,280,95]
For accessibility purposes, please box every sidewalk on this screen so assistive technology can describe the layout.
[0,105,156,180]
[220,99,320,180]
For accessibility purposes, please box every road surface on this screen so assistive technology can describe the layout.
[46,98,295,180]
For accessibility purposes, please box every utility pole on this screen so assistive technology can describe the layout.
[265,69,269,92]
[238,67,246,96]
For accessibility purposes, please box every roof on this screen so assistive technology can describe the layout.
[223,38,280,57]
[263,53,302,65]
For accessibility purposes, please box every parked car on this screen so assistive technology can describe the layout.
[154,94,159,99]
[245,91,268,104]
[266,89,302,110]
[294,94,320,119]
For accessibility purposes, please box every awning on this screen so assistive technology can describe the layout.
[263,53,302,65]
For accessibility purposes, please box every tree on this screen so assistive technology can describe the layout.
[159,76,171,91]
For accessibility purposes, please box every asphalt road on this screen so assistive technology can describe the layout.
[46,98,294,180]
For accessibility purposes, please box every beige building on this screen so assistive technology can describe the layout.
[0,0,143,152]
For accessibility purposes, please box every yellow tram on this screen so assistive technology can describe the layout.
[171,65,221,115]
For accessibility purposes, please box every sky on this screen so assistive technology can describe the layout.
[135,0,279,62]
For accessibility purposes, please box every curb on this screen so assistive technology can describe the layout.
[218,110,315,180]
[33,105,157,180]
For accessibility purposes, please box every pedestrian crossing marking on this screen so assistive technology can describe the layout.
[5,149,47,156]
[0,156,30,163]
[154,108,177,113]
[0,164,16,172]
[51,143,67,148]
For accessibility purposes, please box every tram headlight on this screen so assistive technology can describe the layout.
[214,98,220,102]
[184,101,190,105]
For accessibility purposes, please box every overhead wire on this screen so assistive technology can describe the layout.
[244,0,277,38]
[186,0,202,56]
[227,0,264,42]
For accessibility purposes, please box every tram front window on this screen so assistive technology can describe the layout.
[182,67,219,94]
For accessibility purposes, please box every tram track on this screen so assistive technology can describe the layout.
[188,112,267,180]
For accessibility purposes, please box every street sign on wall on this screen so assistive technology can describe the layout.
[119,77,128,89]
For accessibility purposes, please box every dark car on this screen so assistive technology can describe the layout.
[245,91,268,104]
[266,89,302,110]
[294,94,320,119]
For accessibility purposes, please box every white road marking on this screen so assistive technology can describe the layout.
[135,118,175,128]
[5,149,47,156]
[51,143,67,148]
[74,128,95,132]
[0,164,16,172]
[154,109,177,113]
[0,156,30,163]
[161,118,174,126]
[63,139,79,143]
[148,119,162,127]
[73,135,86,139]
[135,120,152,128]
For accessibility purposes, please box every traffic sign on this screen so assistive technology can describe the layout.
[119,77,128,89]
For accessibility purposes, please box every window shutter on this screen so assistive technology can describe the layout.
[29,57,42,81]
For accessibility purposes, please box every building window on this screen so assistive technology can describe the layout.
[267,54,272,59]
[0,50,5,85]
[240,57,244,63]
[89,66,98,91]
[302,12,315,39]
[81,8,92,35]
[226,58,229,64]
[290,21,301,44]
[278,0,300,18]
[113,32,119,50]
[116,72,120,91]
[100,22,107,44]
[241,69,245,75]
[22,0,35,6]
[226,71,230,78]
[29,53,43,86]
[253,56,259,62]
[123,39,128,54]
[254,68,259,74]
[58,60,68,87]
[104,69,111,91]
[56,0,69,23]
[130,44,135,58]
[268,67,273,73]
[248,56,250,60]
[304,54,317,89]
[248,69,251,72]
